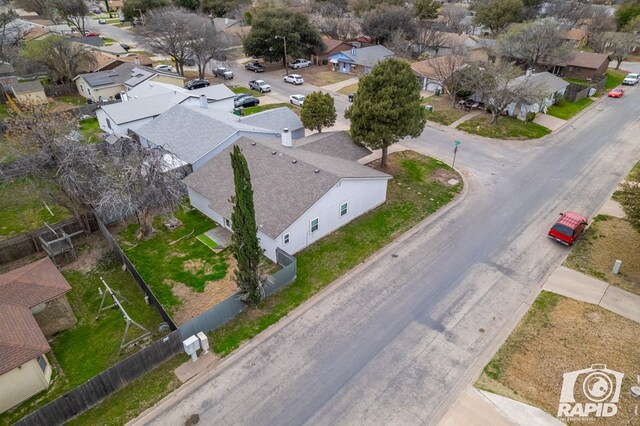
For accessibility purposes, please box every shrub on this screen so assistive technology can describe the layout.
[526,111,536,122]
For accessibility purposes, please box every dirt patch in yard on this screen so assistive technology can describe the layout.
[171,255,239,324]
[565,216,640,295]
[477,291,640,425]
[423,95,469,126]
[298,66,352,86]
[431,168,459,186]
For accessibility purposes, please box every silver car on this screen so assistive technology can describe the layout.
[284,74,304,85]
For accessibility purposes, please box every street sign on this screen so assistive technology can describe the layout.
[452,140,461,167]
[455,140,461,146]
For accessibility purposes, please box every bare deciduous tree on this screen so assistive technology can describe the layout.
[20,35,96,83]
[318,16,360,40]
[543,0,592,27]
[495,17,571,69]
[137,7,193,76]
[49,0,89,35]
[441,3,470,34]
[411,23,445,58]
[430,48,472,107]
[0,10,29,63]
[190,17,228,79]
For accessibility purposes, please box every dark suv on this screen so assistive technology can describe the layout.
[548,211,588,246]
[245,61,265,72]
[234,96,259,108]
[185,79,210,90]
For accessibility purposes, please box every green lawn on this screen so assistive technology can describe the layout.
[56,95,85,106]
[605,69,626,90]
[118,207,229,312]
[425,108,469,126]
[457,114,551,139]
[0,253,165,425]
[546,97,594,120]
[0,176,71,240]
[243,103,299,115]
[229,86,263,97]
[209,151,463,356]
[78,117,103,143]
[0,103,10,118]
[564,77,589,86]
[196,233,218,250]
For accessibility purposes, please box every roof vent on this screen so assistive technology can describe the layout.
[272,151,277,155]
[314,169,320,173]
[292,160,297,164]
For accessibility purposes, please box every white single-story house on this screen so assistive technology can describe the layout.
[328,45,395,75]
[73,62,185,103]
[0,258,76,413]
[133,103,305,172]
[506,71,570,119]
[184,133,389,262]
[95,82,236,135]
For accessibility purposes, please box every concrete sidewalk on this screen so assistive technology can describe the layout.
[440,387,563,425]
[533,114,566,132]
[320,77,359,92]
[543,266,640,323]
[448,111,482,129]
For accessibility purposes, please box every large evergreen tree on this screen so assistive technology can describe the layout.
[472,0,524,34]
[345,59,425,168]
[229,145,263,305]
[300,92,337,134]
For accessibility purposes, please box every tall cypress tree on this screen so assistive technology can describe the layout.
[229,145,263,305]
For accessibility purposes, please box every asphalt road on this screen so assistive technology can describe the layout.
[83,17,139,48]
[132,82,640,425]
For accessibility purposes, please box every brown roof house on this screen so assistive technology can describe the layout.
[311,36,353,66]
[10,80,48,106]
[562,28,588,48]
[0,258,76,413]
[411,55,465,92]
[547,52,610,81]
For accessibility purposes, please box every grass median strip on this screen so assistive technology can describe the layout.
[457,114,550,139]
[546,98,594,120]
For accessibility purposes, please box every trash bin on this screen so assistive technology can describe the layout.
[348,93,355,102]
[233,107,241,116]
[424,105,433,112]
[435,88,441,96]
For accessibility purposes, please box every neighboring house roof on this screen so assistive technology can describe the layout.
[411,55,464,78]
[566,52,610,69]
[75,35,105,47]
[94,55,154,72]
[0,258,72,307]
[511,71,569,97]
[20,16,55,26]
[100,92,190,124]
[183,137,390,239]
[0,258,71,374]
[330,45,395,68]
[127,80,234,101]
[0,76,19,85]
[92,44,128,56]
[23,26,50,41]
[563,28,587,41]
[314,36,352,54]
[213,17,239,30]
[238,107,303,134]
[0,61,14,75]
[48,24,72,34]
[0,304,50,376]
[75,62,137,88]
[10,80,44,94]
[288,131,371,161]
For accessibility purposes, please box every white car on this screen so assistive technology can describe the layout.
[155,64,172,72]
[288,59,312,69]
[283,74,304,85]
[98,19,107,24]
[289,94,305,106]
[623,73,640,85]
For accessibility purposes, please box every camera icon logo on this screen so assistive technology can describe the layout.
[558,364,624,418]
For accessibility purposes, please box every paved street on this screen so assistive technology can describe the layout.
[83,17,139,47]
[131,80,640,425]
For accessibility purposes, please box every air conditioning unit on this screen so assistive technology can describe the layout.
[196,332,209,354]
[182,335,200,362]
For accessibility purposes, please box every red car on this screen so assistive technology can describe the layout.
[608,88,624,98]
[84,31,100,37]
[548,211,588,246]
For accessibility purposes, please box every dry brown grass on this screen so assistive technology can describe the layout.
[423,95,469,125]
[565,216,640,295]
[477,291,640,425]
[337,83,359,95]
[296,66,352,86]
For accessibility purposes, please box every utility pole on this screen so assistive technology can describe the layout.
[275,35,288,76]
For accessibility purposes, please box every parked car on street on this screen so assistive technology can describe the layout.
[235,96,260,108]
[249,79,271,93]
[289,94,305,106]
[155,64,172,72]
[284,74,304,85]
[608,88,624,98]
[234,93,251,101]
[84,31,100,36]
[548,211,588,246]
[120,43,130,51]
[185,79,211,90]
[98,19,107,24]
[623,73,640,85]
[245,61,265,72]
[183,57,196,66]
[288,59,311,69]
[213,67,234,79]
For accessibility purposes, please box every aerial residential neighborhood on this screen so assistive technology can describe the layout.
[1,0,640,424]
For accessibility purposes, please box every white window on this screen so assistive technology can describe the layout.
[283,233,290,245]
[310,218,318,233]
[37,355,47,372]
[340,202,348,217]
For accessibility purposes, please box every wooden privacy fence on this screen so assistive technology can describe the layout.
[44,83,78,98]
[0,215,96,265]
[15,330,183,426]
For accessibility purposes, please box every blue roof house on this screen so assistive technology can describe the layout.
[328,45,395,75]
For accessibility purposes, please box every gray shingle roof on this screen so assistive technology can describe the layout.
[238,107,303,132]
[512,71,569,96]
[184,137,390,238]
[135,104,243,164]
[11,80,44,94]
[124,67,155,87]
[274,131,370,161]
[100,92,190,124]
[77,62,137,88]
[337,45,395,68]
